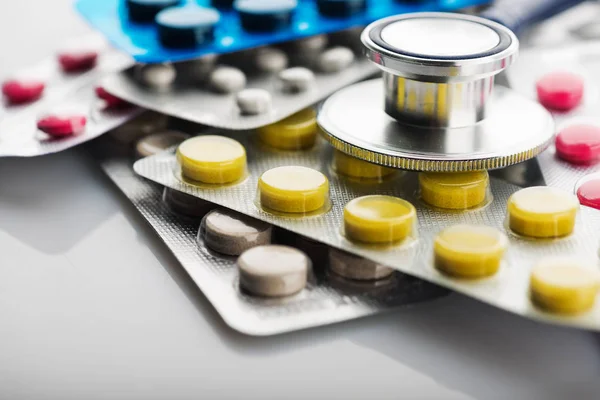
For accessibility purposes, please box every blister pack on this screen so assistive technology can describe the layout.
[101,30,380,130]
[87,118,446,336]
[506,42,600,205]
[133,109,600,331]
[75,0,489,64]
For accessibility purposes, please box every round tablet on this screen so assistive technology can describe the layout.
[255,47,289,73]
[236,88,272,115]
[234,0,298,33]
[333,150,395,180]
[434,224,508,279]
[126,0,182,23]
[2,79,45,104]
[58,50,98,73]
[555,124,600,164]
[163,187,213,218]
[278,67,315,93]
[201,208,272,256]
[258,166,329,213]
[419,171,489,210]
[344,195,416,244]
[329,248,394,281]
[177,135,247,184]
[530,257,600,314]
[317,0,366,18]
[156,6,220,49]
[135,130,189,158]
[258,108,317,150]
[536,72,584,111]
[294,34,328,53]
[209,66,246,93]
[317,46,355,73]
[237,245,310,297]
[139,63,177,91]
[95,86,129,108]
[37,114,87,138]
[507,186,579,238]
[577,179,600,210]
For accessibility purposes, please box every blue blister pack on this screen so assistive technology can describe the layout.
[75,0,490,64]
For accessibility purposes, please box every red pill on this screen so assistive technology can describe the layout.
[95,86,129,108]
[2,79,45,104]
[577,179,600,210]
[555,124,600,164]
[58,51,98,73]
[536,72,584,111]
[37,114,87,138]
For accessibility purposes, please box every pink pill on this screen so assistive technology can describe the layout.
[37,114,87,138]
[555,124,600,164]
[2,79,45,104]
[536,72,584,111]
[58,51,98,73]
[95,86,129,108]
[577,179,600,210]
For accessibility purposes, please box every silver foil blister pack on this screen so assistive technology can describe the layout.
[88,130,446,336]
[100,33,379,130]
[134,129,600,331]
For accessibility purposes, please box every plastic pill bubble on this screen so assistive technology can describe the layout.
[530,257,600,314]
[329,248,394,281]
[507,186,579,238]
[434,225,508,279]
[236,88,272,115]
[235,0,298,33]
[95,86,129,108]
[156,6,220,49]
[317,0,366,17]
[536,72,584,111]
[139,63,177,91]
[163,187,213,218]
[37,114,87,138]
[577,178,600,210]
[209,66,247,93]
[201,208,272,256]
[126,0,182,23]
[135,130,189,158]
[237,245,310,297]
[177,135,247,184]
[317,46,355,73]
[258,108,317,150]
[278,67,315,93]
[2,79,45,104]
[255,47,288,73]
[57,50,98,73]
[333,150,395,180]
[344,195,416,244]
[419,171,489,210]
[258,166,329,213]
[555,124,600,164]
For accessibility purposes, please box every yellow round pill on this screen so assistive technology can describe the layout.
[419,171,489,210]
[530,257,600,314]
[258,108,317,150]
[258,166,329,213]
[508,186,579,238]
[177,135,247,184]
[333,150,395,180]
[434,224,508,279]
[343,195,416,244]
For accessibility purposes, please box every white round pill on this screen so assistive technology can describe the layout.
[183,53,218,82]
[236,88,272,115]
[317,46,355,73]
[135,130,190,158]
[328,248,394,281]
[139,63,176,91]
[295,34,328,53]
[201,209,272,256]
[255,47,289,73]
[209,66,247,93]
[238,245,310,297]
[278,67,315,93]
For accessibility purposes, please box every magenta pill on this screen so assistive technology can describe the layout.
[577,179,600,210]
[536,72,584,111]
[2,79,45,104]
[95,86,129,108]
[555,124,600,164]
[58,51,98,73]
[37,114,87,138]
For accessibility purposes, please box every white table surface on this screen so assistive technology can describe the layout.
[1,1,600,399]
